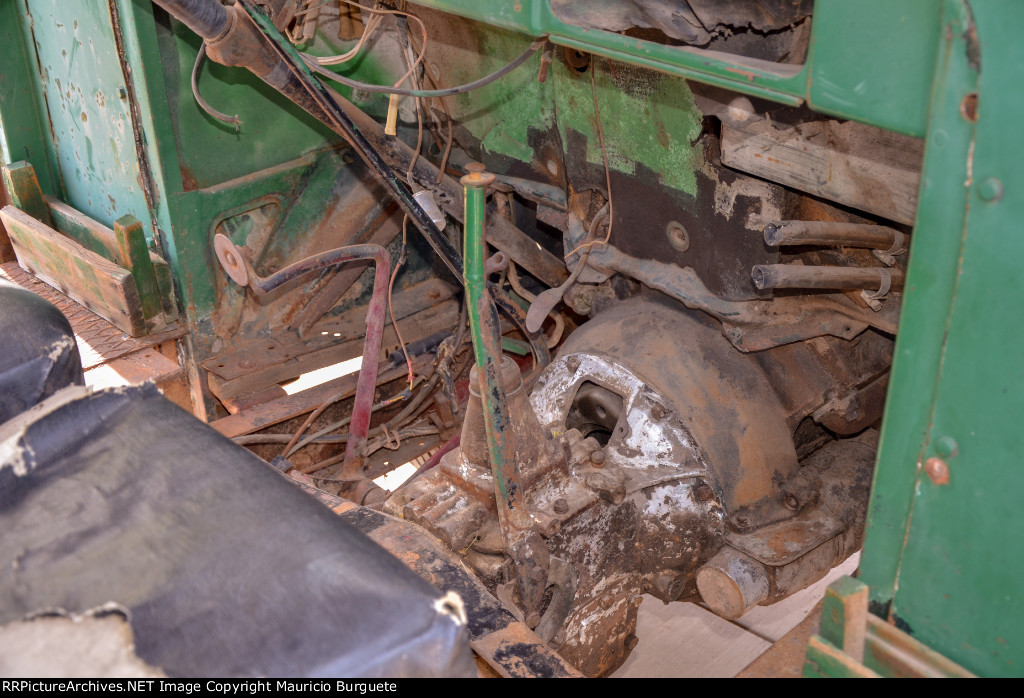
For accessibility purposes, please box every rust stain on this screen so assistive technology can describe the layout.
[725,66,758,82]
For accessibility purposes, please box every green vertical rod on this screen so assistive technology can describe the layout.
[461,163,529,533]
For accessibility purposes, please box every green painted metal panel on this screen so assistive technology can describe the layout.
[859,0,1024,677]
[410,0,940,137]
[0,0,63,199]
[24,0,152,235]
[806,0,940,137]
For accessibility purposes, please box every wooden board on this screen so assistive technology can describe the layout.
[1,205,145,335]
[720,119,924,226]
[84,346,191,413]
[208,356,428,439]
[46,197,122,262]
[1,161,52,227]
[203,277,459,382]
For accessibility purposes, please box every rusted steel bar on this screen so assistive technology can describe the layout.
[212,235,390,474]
[751,264,905,292]
[764,221,905,251]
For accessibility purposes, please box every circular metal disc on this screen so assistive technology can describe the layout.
[213,233,249,287]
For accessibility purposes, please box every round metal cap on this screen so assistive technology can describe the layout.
[213,233,249,287]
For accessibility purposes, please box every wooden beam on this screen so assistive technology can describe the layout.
[114,215,161,319]
[720,119,923,226]
[206,299,456,399]
[1,161,52,227]
[1,205,145,335]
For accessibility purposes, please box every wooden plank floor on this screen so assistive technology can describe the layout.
[612,554,860,678]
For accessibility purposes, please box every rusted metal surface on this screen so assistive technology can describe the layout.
[389,294,886,674]
[587,245,900,351]
[752,264,905,293]
[213,235,390,472]
[765,220,906,252]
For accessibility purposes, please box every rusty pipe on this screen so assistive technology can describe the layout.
[213,235,390,475]
[764,220,906,252]
[751,264,905,292]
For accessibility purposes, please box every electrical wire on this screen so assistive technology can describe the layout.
[303,40,545,98]
[191,43,241,130]
[565,62,615,260]
[388,215,415,391]
[306,1,387,66]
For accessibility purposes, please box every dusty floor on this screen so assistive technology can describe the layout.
[612,554,860,678]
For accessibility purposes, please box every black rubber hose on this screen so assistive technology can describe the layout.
[151,0,230,41]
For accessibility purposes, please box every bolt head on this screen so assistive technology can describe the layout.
[935,435,959,458]
[978,177,1003,202]
[553,498,569,514]
[590,449,606,467]
[696,483,714,502]
[924,457,950,485]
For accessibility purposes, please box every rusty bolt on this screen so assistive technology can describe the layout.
[696,483,714,502]
[734,513,751,530]
[565,356,580,373]
[924,457,950,485]
[783,493,800,511]
[553,498,569,514]
[651,403,667,420]
[590,449,606,467]
[624,634,640,651]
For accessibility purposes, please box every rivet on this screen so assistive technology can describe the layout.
[978,177,1003,202]
[924,457,950,485]
[935,435,959,458]
[666,221,690,252]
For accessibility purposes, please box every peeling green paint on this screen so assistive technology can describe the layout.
[552,59,702,196]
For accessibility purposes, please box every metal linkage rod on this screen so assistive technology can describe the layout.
[764,220,905,252]
[751,264,905,292]
[212,235,390,475]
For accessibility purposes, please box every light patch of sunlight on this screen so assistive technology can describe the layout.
[84,363,131,389]
[372,443,441,491]
[374,462,418,491]
[282,356,362,395]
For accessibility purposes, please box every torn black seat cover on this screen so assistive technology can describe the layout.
[0,383,475,678]
[0,279,84,425]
